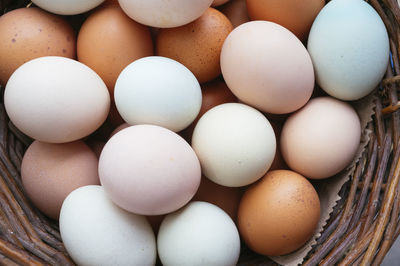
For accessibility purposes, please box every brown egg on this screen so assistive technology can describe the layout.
[110,122,130,138]
[85,138,106,158]
[218,0,249,28]
[147,215,165,234]
[192,176,243,221]
[156,8,233,83]
[269,120,288,171]
[21,141,100,220]
[246,0,325,41]
[212,0,230,6]
[238,170,320,256]
[0,7,76,86]
[77,5,153,93]
[179,78,237,142]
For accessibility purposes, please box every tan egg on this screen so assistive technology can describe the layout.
[0,7,75,86]
[77,5,153,94]
[218,0,249,28]
[156,8,233,83]
[179,78,237,142]
[192,176,243,221]
[238,170,320,256]
[212,0,230,6]
[246,0,325,41]
[21,141,100,220]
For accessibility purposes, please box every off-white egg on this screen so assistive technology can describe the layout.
[192,103,276,187]
[157,201,240,266]
[114,56,202,132]
[59,185,156,266]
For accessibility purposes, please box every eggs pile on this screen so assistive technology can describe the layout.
[0,0,389,265]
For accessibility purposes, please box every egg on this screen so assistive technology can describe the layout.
[4,56,110,143]
[280,97,361,179]
[192,103,276,187]
[31,0,105,15]
[156,8,233,83]
[77,5,153,93]
[0,8,75,86]
[238,170,320,256]
[157,201,240,266]
[60,185,156,266]
[109,123,129,138]
[118,0,214,28]
[21,141,99,219]
[220,21,314,114]
[218,0,249,28]
[192,176,243,221]
[179,78,237,142]
[99,125,201,215]
[246,0,325,41]
[213,0,230,6]
[114,56,202,132]
[307,0,389,100]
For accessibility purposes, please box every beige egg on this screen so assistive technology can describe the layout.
[22,141,100,219]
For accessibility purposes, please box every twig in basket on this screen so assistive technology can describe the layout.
[303,165,359,266]
[359,133,392,236]
[360,137,400,265]
[375,97,385,146]
[0,237,43,266]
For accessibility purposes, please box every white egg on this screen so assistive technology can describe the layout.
[59,185,156,266]
[191,103,276,187]
[157,201,240,266]
[31,0,105,15]
[114,56,202,132]
[4,56,110,143]
[307,0,389,101]
[118,0,213,28]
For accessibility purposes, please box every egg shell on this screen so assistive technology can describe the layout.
[77,5,153,93]
[246,0,324,41]
[157,8,233,83]
[21,141,99,219]
[192,103,276,187]
[31,0,105,15]
[280,97,361,179]
[99,125,201,215]
[60,185,156,266]
[180,78,237,142]
[157,201,240,266]
[238,170,320,256]
[307,0,389,100]
[118,0,214,28]
[114,56,202,132]
[213,0,230,6]
[191,176,243,221]
[220,21,314,114]
[218,0,249,28]
[109,122,130,138]
[4,56,110,143]
[0,8,75,86]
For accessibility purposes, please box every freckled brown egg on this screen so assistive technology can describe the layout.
[77,5,153,93]
[21,141,100,220]
[0,7,76,86]
[246,0,325,41]
[238,170,320,256]
[156,8,233,83]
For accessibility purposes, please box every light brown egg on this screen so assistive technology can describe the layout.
[238,170,320,256]
[179,78,237,142]
[0,7,75,86]
[21,141,100,220]
[269,120,288,171]
[212,0,230,6]
[156,8,233,83]
[246,0,325,41]
[218,0,249,28]
[110,122,129,138]
[77,5,153,93]
[192,176,243,221]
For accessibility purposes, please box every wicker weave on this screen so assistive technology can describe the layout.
[0,0,399,265]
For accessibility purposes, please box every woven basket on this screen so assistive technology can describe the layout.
[0,0,400,265]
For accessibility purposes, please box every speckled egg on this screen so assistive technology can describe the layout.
[0,7,75,85]
[157,8,233,83]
